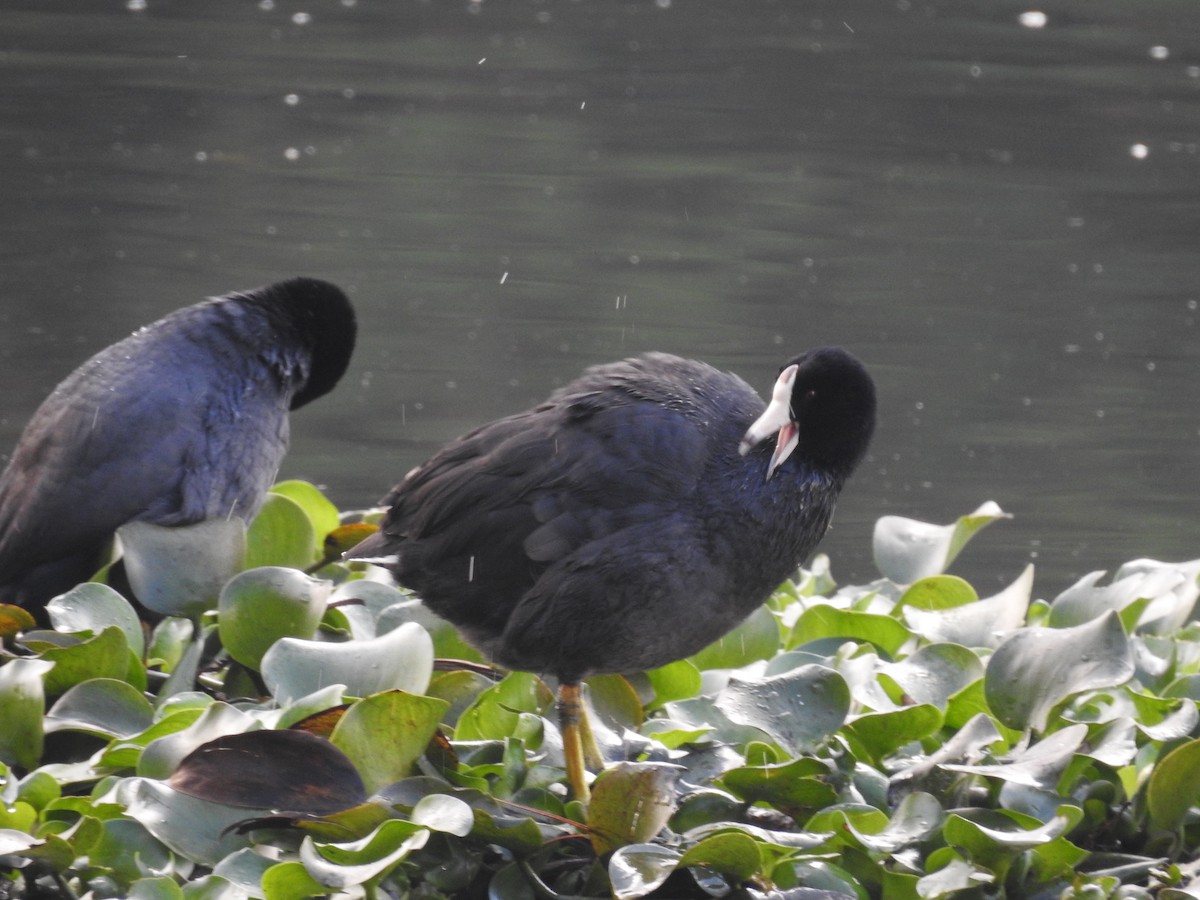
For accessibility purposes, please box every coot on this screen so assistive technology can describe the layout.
[347,348,875,799]
[0,277,356,617]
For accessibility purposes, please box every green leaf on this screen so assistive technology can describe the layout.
[806,804,887,844]
[374,594,482,660]
[608,843,680,900]
[985,610,1134,731]
[1147,738,1200,831]
[39,625,132,696]
[945,677,1001,733]
[90,818,176,888]
[455,672,550,742]
[271,480,341,550]
[873,501,1010,584]
[588,762,680,855]
[916,856,995,896]
[845,704,943,763]
[298,819,429,890]
[0,793,37,835]
[45,677,155,739]
[640,720,711,750]
[0,658,51,769]
[690,603,780,669]
[881,643,984,708]
[902,565,1032,648]
[218,566,329,669]
[1027,828,1091,881]
[102,706,207,769]
[423,669,490,729]
[643,659,703,708]
[879,867,921,899]
[720,756,838,808]
[791,604,913,656]
[0,827,42,855]
[329,690,449,794]
[465,806,547,855]
[148,617,194,673]
[128,876,185,900]
[714,664,850,754]
[941,724,1087,789]
[941,806,1080,870]
[17,770,60,811]
[119,519,247,618]
[261,621,434,706]
[585,673,644,731]
[211,846,276,893]
[46,582,145,658]
[843,791,944,853]
[1129,694,1200,741]
[262,861,331,900]
[895,575,978,612]
[121,778,261,867]
[677,831,762,881]
[138,702,257,779]
[246,493,317,570]
[410,793,474,836]
[1115,558,1200,633]
[332,579,411,622]
[1049,565,1187,629]
[269,804,392,845]
[788,859,866,895]
[180,875,246,900]
[156,625,208,704]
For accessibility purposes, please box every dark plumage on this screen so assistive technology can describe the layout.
[0,277,356,615]
[347,347,875,799]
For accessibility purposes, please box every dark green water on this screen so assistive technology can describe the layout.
[2,0,1199,595]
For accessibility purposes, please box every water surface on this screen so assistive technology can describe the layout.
[2,0,1198,595]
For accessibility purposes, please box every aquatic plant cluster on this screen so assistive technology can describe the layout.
[1,489,1199,898]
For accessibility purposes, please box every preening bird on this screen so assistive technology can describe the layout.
[0,277,356,618]
[346,347,876,800]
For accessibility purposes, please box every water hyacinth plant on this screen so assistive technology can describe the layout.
[1,486,1199,898]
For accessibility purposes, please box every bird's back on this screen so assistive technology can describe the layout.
[0,281,349,608]
[358,354,805,676]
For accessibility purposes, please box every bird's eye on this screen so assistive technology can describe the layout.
[804,388,817,401]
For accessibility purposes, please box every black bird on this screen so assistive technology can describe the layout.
[347,348,876,800]
[0,277,356,617]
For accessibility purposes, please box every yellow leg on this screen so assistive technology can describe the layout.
[576,687,605,772]
[558,681,591,803]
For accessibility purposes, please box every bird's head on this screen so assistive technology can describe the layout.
[253,278,358,410]
[738,346,876,481]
